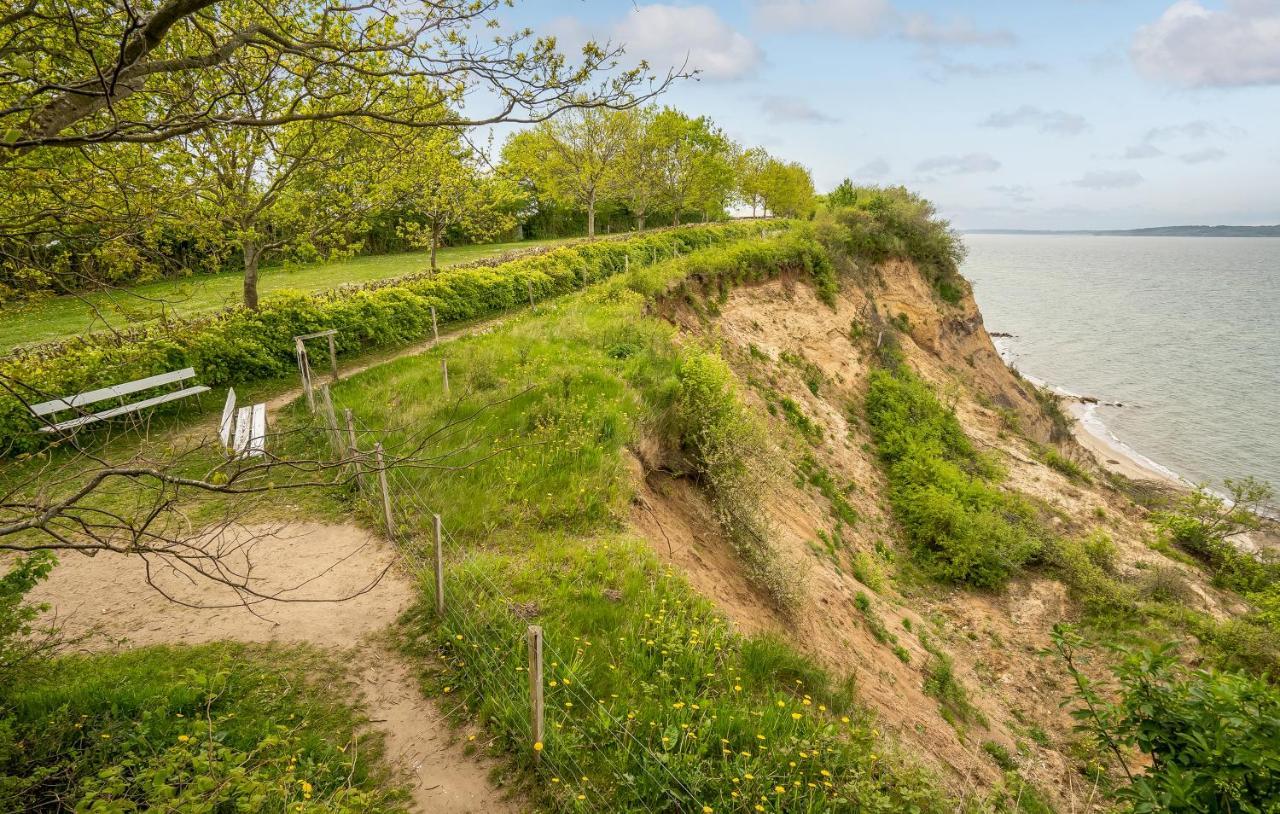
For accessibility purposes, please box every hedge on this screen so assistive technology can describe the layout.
[0,223,768,454]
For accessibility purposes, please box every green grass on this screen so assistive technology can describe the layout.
[316,245,953,811]
[0,237,570,353]
[0,643,402,812]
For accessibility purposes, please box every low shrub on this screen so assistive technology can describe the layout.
[0,223,761,455]
[1042,446,1093,484]
[865,366,1044,589]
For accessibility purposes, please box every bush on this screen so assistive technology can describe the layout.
[865,366,1043,589]
[0,223,761,455]
[0,552,56,689]
[1055,628,1280,813]
[814,187,967,303]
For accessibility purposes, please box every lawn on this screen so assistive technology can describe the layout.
[0,236,572,353]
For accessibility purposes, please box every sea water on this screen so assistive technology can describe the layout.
[960,234,1280,495]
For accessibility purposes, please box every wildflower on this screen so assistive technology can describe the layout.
[178,735,190,743]
[791,712,802,720]
[775,786,785,794]
[533,741,544,752]
[841,716,850,724]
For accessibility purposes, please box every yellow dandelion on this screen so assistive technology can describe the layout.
[533,741,544,752]
[791,712,802,720]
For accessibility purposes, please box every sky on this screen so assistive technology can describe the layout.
[491,0,1280,230]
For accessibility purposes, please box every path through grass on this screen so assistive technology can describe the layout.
[0,236,571,353]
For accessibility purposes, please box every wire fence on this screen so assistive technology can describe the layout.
[299,360,687,813]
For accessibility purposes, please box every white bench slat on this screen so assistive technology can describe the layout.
[31,368,198,416]
[219,388,237,447]
[38,385,210,432]
[246,403,266,457]
[232,405,253,454]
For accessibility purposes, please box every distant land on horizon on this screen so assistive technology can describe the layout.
[965,225,1280,237]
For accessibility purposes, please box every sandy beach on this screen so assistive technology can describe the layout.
[1066,400,1186,489]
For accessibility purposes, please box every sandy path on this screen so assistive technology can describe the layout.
[29,521,519,814]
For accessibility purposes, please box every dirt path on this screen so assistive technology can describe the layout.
[30,521,520,814]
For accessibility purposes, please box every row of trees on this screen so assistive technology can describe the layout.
[503,106,816,238]
[0,1,817,309]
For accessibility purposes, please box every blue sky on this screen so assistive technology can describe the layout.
[495,1,1280,230]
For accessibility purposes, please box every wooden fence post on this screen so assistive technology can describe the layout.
[318,384,342,459]
[343,407,362,489]
[433,514,445,616]
[328,333,339,382]
[431,306,439,345]
[374,442,394,539]
[624,254,630,274]
[441,357,450,395]
[527,625,544,757]
[296,337,314,412]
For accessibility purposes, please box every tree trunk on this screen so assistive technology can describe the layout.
[672,209,681,226]
[636,213,646,231]
[587,192,597,238]
[242,238,261,310]
[430,222,441,272]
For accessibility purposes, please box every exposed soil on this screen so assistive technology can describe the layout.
[30,521,518,814]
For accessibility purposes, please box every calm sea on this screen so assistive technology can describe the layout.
[960,234,1280,494]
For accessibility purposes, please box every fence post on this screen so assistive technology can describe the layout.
[433,514,445,616]
[343,407,362,489]
[624,254,630,274]
[441,357,450,395]
[295,337,314,412]
[527,279,535,308]
[374,442,394,539]
[318,384,342,459]
[431,306,439,345]
[527,625,544,758]
[328,333,339,382]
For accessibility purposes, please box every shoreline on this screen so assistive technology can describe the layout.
[991,338,1188,489]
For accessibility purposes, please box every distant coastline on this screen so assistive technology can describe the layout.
[965,225,1280,237]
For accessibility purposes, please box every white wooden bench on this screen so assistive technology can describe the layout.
[219,388,266,457]
[31,368,210,434]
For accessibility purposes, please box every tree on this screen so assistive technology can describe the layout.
[736,147,770,218]
[502,107,632,238]
[613,107,665,230]
[758,159,815,218]
[651,109,735,225]
[0,0,677,154]
[827,178,860,209]
[393,134,522,270]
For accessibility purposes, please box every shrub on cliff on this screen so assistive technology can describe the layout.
[866,366,1043,588]
[815,186,967,303]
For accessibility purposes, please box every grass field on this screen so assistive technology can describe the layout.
[0,236,572,353]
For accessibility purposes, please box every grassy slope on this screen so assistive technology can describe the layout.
[322,239,951,812]
[0,643,404,812]
[0,237,570,353]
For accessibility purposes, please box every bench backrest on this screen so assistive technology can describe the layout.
[30,368,198,417]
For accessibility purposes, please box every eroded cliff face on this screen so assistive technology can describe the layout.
[629,258,1231,810]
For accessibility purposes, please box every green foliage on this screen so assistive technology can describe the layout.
[923,650,982,729]
[0,552,55,688]
[1042,533,1135,620]
[796,455,859,526]
[814,186,967,303]
[1053,626,1280,813]
[780,349,825,395]
[981,741,1017,772]
[0,644,399,812]
[674,348,801,610]
[0,224,758,455]
[865,366,1043,589]
[778,397,824,444]
[1152,478,1279,595]
[1042,447,1093,484]
[850,551,888,593]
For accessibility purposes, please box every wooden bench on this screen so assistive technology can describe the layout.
[219,388,266,458]
[31,368,210,434]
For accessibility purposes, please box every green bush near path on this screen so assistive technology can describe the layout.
[0,223,763,455]
[0,641,403,812]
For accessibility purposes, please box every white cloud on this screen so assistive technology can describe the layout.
[902,13,1016,46]
[989,184,1035,203]
[915,153,1002,174]
[928,59,1049,80]
[1180,147,1227,163]
[1132,0,1280,87]
[1122,119,1226,159]
[754,0,893,37]
[614,5,763,81]
[1071,170,1145,189]
[1124,142,1165,159]
[753,1,1011,47]
[756,95,838,124]
[854,158,891,179]
[981,105,1090,135]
